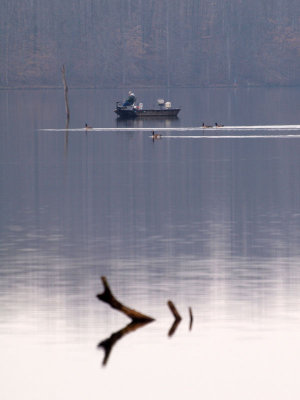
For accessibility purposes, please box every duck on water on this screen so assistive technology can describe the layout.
[152,131,162,141]
[202,122,224,128]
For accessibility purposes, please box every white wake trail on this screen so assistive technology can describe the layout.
[39,124,300,132]
[158,135,300,139]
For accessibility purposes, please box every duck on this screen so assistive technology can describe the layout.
[202,122,212,128]
[215,122,224,127]
[85,123,92,129]
[152,131,162,140]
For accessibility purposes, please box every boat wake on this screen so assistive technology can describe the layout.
[40,124,300,133]
[156,135,300,139]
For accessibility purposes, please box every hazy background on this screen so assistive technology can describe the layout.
[1,0,300,88]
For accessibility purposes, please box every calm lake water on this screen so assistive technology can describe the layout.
[1,87,300,399]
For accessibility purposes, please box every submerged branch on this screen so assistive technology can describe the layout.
[97,276,155,322]
[167,300,182,321]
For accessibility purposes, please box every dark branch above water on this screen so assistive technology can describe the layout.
[167,300,182,322]
[97,276,155,322]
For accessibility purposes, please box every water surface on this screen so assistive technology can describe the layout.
[1,87,300,399]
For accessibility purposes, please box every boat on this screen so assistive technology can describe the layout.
[115,104,180,118]
[114,94,180,119]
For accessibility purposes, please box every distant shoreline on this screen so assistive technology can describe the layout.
[1,83,300,90]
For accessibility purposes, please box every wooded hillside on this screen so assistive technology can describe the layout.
[1,0,300,88]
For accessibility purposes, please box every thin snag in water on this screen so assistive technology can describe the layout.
[167,300,182,337]
[167,300,182,321]
[189,306,193,331]
[61,65,70,123]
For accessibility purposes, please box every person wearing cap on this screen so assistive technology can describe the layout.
[123,91,136,107]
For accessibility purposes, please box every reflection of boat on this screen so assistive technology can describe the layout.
[116,115,180,129]
[114,96,180,119]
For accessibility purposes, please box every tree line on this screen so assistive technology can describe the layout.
[1,0,300,88]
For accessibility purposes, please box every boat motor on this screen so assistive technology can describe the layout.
[157,99,165,109]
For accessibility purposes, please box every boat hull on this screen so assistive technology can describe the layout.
[115,107,180,119]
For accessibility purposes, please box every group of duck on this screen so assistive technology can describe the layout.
[152,122,225,141]
[202,122,224,128]
[84,123,224,140]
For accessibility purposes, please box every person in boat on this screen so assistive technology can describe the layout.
[202,122,212,128]
[123,91,136,107]
[215,122,224,127]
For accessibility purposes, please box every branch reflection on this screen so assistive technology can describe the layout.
[97,320,152,366]
[168,319,182,337]
[64,119,69,156]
